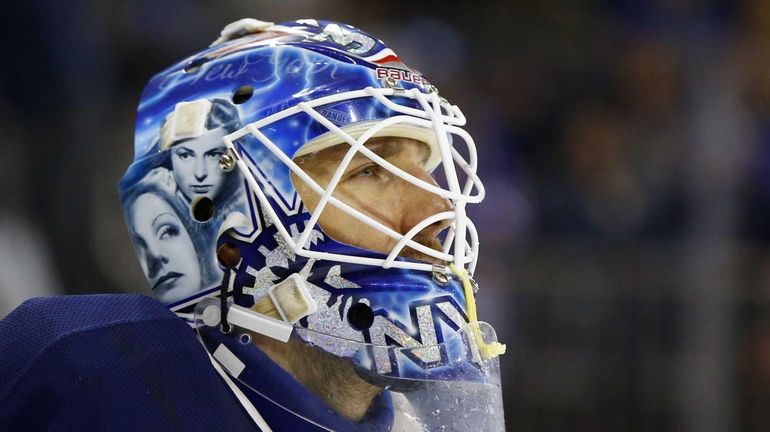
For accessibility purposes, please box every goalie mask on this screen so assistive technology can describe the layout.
[119,18,505,431]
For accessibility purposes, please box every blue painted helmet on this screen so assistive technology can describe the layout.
[120,18,505,431]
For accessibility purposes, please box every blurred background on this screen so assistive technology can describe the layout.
[1,0,769,430]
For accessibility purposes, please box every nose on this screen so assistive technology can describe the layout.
[399,166,453,236]
[145,246,169,279]
[194,157,208,182]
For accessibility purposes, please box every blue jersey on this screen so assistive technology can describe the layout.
[0,294,258,431]
[0,294,405,431]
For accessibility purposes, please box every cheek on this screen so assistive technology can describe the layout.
[137,247,150,273]
[316,200,395,253]
[166,234,196,263]
[171,154,183,168]
[293,172,399,252]
[342,182,402,224]
[172,161,193,181]
[207,159,224,181]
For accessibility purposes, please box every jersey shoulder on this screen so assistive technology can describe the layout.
[0,294,176,388]
[0,294,256,431]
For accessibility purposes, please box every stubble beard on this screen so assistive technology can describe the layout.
[251,334,381,422]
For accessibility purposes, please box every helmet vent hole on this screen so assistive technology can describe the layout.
[347,303,374,330]
[192,197,215,222]
[232,85,253,104]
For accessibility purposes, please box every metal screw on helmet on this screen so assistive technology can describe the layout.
[217,243,241,268]
[219,152,236,172]
[383,76,400,89]
[239,333,252,345]
[428,85,439,94]
[432,264,450,286]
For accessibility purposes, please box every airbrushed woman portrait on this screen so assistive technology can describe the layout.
[121,168,216,304]
[160,98,244,208]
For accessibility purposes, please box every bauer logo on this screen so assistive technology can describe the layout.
[375,67,431,86]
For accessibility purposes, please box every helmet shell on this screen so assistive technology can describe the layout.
[119,19,479,383]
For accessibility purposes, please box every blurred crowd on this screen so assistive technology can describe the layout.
[1,0,770,430]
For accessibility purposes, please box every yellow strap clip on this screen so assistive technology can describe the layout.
[449,263,507,359]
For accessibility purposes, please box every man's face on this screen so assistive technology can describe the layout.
[291,136,452,262]
[170,127,229,202]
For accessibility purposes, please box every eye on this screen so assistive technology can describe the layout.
[205,148,226,159]
[175,148,194,160]
[354,164,380,178]
[158,224,180,240]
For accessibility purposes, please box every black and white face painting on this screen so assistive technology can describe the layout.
[170,127,229,202]
[129,192,201,303]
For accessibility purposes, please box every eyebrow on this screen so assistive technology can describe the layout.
[151,212,177,228]
[365,141,400,160]
[174,145,193,152]
[353,139,430,165]
[345,141,404,167]
[204,147,226,155]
